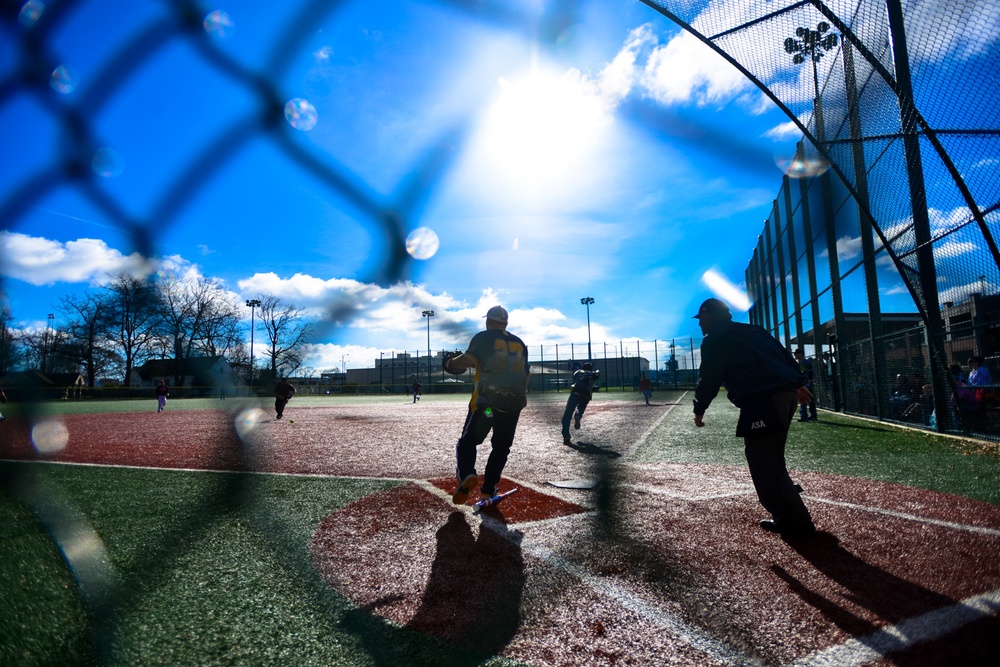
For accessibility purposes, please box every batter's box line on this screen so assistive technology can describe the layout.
[804,496,1000,537]
[625,482,756,502]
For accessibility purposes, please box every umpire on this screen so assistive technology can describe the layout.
[691,298,816,538]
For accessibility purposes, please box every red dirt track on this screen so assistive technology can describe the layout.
[2,400,999,666]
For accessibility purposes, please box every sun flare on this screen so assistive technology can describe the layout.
[476,65,612,197]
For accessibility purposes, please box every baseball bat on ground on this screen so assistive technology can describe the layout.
[474,487,518,511]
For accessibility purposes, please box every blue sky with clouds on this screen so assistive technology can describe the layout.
[7,0,967,373]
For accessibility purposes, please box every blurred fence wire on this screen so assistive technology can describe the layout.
[2,0,999,662]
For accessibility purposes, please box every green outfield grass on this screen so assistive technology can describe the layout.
[2,394,998,665]
[636,390,1000,506]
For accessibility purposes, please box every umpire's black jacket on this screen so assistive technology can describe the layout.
[693,320,805,415]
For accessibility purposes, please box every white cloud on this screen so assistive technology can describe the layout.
[763,120,802,141]
[933,240,978,260]
[641,29,750,107]
[0,232,157,286]
[313,45,332,63]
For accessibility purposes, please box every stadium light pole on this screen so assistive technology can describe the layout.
[422,310,435,391]
[784,21,838,145]
[245,299,261,393]
[580,297,594,361]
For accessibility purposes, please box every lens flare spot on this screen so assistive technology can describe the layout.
[203,10,234,39]
[406,227,440,260]
[701,268,752,312]
[50,64,78,94]
[92,147,124,177]
[19,0,44,27]
[32,418,68,454]
[234,408,266,441]
[284,98,317,131]
[776,154,829,179]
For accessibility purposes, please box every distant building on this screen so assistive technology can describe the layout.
[0,370,85,400]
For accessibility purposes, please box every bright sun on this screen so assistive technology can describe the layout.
[476,64,612,199]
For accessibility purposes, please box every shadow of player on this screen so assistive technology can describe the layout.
[771,532,960,638]
[565,440,622,458]
[405,511,526,663]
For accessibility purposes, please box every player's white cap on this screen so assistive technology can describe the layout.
[485,305,508,324]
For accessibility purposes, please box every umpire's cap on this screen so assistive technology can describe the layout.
[693,298,731,319]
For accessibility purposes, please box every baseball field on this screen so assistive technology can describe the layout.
[1,390,999,666]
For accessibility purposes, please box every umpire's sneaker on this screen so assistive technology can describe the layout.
[452,474,479,505]
[759,519,816,538]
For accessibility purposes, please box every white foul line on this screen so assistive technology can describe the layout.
[805,496,1000,538]
[784,587,1000,667]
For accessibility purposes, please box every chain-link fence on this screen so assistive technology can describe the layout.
[642,0,999,439]
[3,1,998,662]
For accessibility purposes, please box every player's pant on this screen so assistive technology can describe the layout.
[798,384,816,420]
[275,397,288,418]
[157,396,166,412]
[455,407,521,494]
[561,394,589,438]
[742,391,813,527]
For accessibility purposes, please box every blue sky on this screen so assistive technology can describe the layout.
[7,0,987,373]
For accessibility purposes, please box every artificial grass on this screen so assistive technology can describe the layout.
[636,391,1000,505]
[0,464,528,666]
[3,393,999,665]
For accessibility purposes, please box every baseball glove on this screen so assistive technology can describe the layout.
[442,350,465,376]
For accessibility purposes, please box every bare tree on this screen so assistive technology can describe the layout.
[156,272,240,385]
[0,307,18,374]
[257,296,312,379]
[104,273,164,386]
[60,291,117,387]
[18,325,72,373]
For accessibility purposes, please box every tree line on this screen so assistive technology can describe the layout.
[0,272,312,388]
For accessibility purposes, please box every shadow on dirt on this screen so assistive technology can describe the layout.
[773,532,958,635]
[565,440,623,458]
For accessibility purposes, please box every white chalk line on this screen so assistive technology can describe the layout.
[784,587,1000,667]
[804,496,1000,538]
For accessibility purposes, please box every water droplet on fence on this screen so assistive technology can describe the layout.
[19,1,44,28]
[92,147,124,177]
[32,418,68,453]
[203,10,235,40]
[50,64,78,94]
[284,98,317,131]
[234,408,266,441]
[406,227,439,260]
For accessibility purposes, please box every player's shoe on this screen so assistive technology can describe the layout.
[563,437,572,445]
[452,474,479,504]
[480,486,497,499]
[574,415,581,429]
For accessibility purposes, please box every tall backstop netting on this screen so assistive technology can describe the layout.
[639,0,1000,438]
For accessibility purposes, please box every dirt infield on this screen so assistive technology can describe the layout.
[2,398,999,665]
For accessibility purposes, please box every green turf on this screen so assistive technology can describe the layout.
[2,393,999,665]
[634,390,1000,505]
[0,463,530,666]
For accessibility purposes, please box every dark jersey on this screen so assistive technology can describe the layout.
[274,381,295,400]
[571,369,599,400]
[463,328,530,412]
[694,321,803,415]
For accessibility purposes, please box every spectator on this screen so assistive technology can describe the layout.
[967,356,993,387]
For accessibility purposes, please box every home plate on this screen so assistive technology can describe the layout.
[546,479,597,489]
